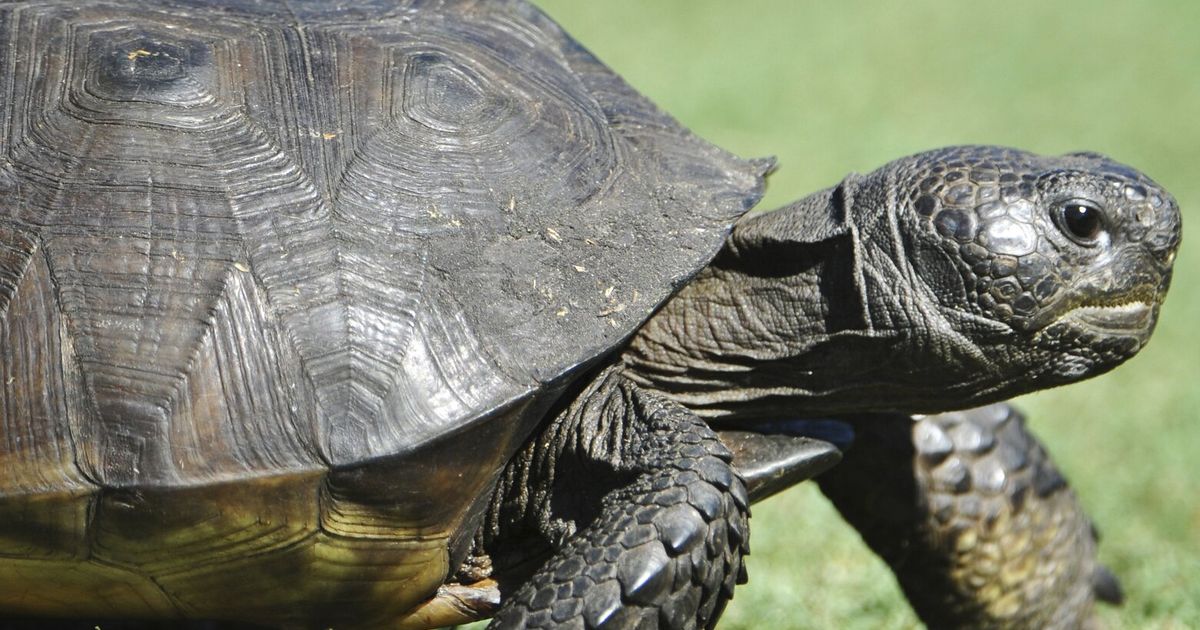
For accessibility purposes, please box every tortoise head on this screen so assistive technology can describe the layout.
[624,146,1180,418]
[879,146,1181,391]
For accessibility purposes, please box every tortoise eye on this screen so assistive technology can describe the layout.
[1056,200,1105,245]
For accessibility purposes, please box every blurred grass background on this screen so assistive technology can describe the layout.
[526,2,1199,628]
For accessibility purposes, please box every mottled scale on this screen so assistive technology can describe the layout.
[0,0,765,626]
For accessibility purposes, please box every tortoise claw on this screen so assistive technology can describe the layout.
[1093,564,1125,605]
[717,427,843,503]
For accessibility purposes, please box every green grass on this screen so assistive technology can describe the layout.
[526,2,1200,628]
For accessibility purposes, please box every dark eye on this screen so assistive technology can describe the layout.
[1056,201,1105,244]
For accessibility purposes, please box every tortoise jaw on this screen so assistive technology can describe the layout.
[1029,283,1164,374]
[1059,300,1155,334]
[1043,272,1164,341]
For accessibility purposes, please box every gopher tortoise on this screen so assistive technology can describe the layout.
[0,0,1181,628]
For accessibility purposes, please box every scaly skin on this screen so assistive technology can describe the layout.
[482,368,750,629]
[818,403,1120,629]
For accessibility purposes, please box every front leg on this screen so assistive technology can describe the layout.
[480,367,750,629]
[817,403,1120,629]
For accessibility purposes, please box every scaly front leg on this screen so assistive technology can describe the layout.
[482,367,751,629]
[818,403,1120,629]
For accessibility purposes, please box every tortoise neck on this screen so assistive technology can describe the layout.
[620,189,883,421]
[620,181,1003,422]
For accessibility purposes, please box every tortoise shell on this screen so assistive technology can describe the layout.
[0,0,766,624]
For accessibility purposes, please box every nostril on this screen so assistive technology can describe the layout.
[1146,224,1182,263]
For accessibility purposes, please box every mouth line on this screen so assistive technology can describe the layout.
[1060,300,1154,332]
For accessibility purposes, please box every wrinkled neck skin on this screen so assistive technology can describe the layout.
[622,173,1021,421]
